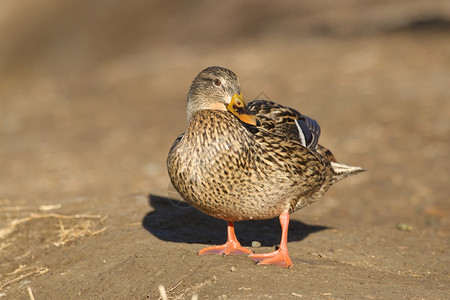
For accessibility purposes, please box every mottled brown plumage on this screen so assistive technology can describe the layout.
[167,66,364,267]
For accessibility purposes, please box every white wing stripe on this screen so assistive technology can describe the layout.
[294,119,306,147]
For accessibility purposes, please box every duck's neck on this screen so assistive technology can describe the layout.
[185,110,254,152]
[186,98,228,123]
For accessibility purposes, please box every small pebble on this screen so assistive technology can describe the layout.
[230,266,236,272]
[251,241,261,248]
[396,223,412,231]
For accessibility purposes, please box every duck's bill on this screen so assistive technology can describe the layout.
[227,93,261,126]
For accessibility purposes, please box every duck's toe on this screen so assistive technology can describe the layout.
[198,241,253,256]
[249,249,293,268]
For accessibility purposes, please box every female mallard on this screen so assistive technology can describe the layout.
[167,66,364,268]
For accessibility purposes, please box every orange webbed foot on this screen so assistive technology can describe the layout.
[250,211,293,268]
[198,221,253,256]
[249,249,293,268]
[198,241,253,255]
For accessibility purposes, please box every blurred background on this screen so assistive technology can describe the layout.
[0,0,449,226]
[1,1,449,298]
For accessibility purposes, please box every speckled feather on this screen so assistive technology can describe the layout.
[247,100,321,150]
[169,109,331,221]
[167,67,364,222]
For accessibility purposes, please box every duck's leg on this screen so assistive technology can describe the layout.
[249,211,293,268]
[198,221,253,255]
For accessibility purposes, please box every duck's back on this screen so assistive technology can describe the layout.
[247,100,321,150]
[167,106,335,221]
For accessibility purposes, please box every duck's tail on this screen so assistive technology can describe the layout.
[330,162,366,182]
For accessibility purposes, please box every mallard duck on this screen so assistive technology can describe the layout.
[167,66,364,268]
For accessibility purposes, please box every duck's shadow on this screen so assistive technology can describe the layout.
[142,194,329,246]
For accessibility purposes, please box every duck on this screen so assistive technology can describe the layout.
[167,66,364,268]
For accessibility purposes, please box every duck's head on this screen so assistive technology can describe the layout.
[187,66,260,126]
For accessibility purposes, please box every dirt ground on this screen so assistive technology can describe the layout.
[1,1,449,299]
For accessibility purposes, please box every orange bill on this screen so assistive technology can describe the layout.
[227,93,261,126]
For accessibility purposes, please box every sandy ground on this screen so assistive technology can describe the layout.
[1,1,449,299]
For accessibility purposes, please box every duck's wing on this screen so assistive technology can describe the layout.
[247,100,321,150]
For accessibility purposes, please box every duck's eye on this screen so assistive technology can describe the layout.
[235,99,244,107]
[214,79,221,86]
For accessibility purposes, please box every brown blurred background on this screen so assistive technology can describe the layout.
[1,0,449,202]
[0,1,449,298]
